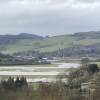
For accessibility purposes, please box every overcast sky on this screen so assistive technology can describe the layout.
[0,0,100,36]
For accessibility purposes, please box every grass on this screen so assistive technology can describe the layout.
[75,39,100,45]
[1,35,100,54]
[1,35,77,53]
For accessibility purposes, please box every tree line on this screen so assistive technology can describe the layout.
[0,76,28,90]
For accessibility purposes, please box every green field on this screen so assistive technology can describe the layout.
[1,33,100,54]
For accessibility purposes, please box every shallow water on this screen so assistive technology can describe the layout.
[0,63,80,82]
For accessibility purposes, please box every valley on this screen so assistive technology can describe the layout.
[0,62,80,83]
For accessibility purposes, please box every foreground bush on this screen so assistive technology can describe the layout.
[0,77,99,100]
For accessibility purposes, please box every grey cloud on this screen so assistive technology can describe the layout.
[75,0,100,3]
[0,0,99,36]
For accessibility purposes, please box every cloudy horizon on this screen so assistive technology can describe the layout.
[0,0,100,36]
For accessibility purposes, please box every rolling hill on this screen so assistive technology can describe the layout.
[0,31,100,54]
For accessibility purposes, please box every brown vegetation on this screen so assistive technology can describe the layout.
[0,64,100,100]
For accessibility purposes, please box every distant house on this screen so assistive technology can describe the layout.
[16,56,36,60]
[42,58,48,60]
